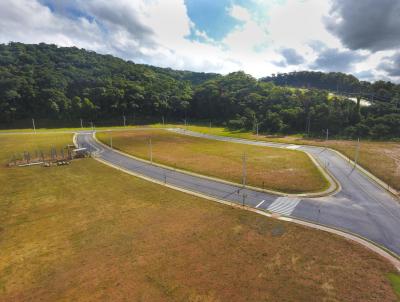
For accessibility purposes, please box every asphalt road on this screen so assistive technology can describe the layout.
[76,130,400,256]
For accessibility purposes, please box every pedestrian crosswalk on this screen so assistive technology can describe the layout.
[266,197,301,216]
[255,199,265,208]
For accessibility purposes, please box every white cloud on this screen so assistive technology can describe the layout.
[223,5,268,55]
[0,0,104,51]
[0,0,398,82]
[229,4,252,22]
[267,0,340,50]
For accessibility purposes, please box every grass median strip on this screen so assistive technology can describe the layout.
[171,124,400,191]
[97,129,329,194]
[1,133,400,301]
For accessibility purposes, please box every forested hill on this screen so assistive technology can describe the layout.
[0,43,399,139]
[0,42,217,123]
[262,71,399,102]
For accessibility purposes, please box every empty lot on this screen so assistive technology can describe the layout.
[178,125,400,191]
[0,132,399,301]
[97,129,329,194]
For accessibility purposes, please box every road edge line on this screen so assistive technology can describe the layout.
[73,133,400,272]
[94,131,338,198]
[75,134,400,272]
[328,147,399,199]
[167,128,339,197]
[176,128,399,199]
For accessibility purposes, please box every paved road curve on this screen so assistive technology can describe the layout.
[76,130,400,256]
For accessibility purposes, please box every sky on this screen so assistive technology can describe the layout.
[0,0,400,82]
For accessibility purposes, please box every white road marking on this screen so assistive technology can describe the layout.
[267,197,301,216]
[286,145,301,150]
[255,199,265,208]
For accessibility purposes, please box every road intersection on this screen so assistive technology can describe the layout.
[76,129,400,258]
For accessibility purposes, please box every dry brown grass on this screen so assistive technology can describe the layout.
[177,125,400,191]
[1,133,399,301]
[97,130,329,194]
[254,137,400,191]
[321,140,399,190]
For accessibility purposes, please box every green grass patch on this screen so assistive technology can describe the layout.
[0,125,140,133]
[388,273,400,298]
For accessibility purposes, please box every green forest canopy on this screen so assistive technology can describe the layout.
[0,42,399,138]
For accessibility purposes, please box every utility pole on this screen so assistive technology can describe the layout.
[354,138,360,168]
[32,118,36,134]
[162,116,165,126]
[80,118,83,129]
[242,152,247,188]
[123,115,126,127]
[149,138,153,164]
[90,122,94,131]
[325,129,329,141]
[253,113,258,136]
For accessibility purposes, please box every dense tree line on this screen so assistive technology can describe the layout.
[191,72,399,139]
[262,71,400,102]
[0,43,216,124]
[0,43,399,139]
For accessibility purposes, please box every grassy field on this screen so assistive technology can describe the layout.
[3,122,399,192]
[166,125,400,191]
[97,129,329,194]
[0,125,139,133]
[1,133,399,301]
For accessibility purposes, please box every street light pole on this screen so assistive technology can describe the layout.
[354,138,360,168]
[149,138,153,164]
[123,115,126,127]
[32,118,36,134]
[242,152,246,188]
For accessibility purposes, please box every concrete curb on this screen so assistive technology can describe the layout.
[94,130,339,198]
[168,128,340,198]
[296,148,341,197]
[173,128,399,200]
[8,125,400,199]
[329,147,399,199]
[73,133,400,272]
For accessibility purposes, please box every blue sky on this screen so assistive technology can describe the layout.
[184,0,260,41]
[185,0,244,41]
[1,0,400,82]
